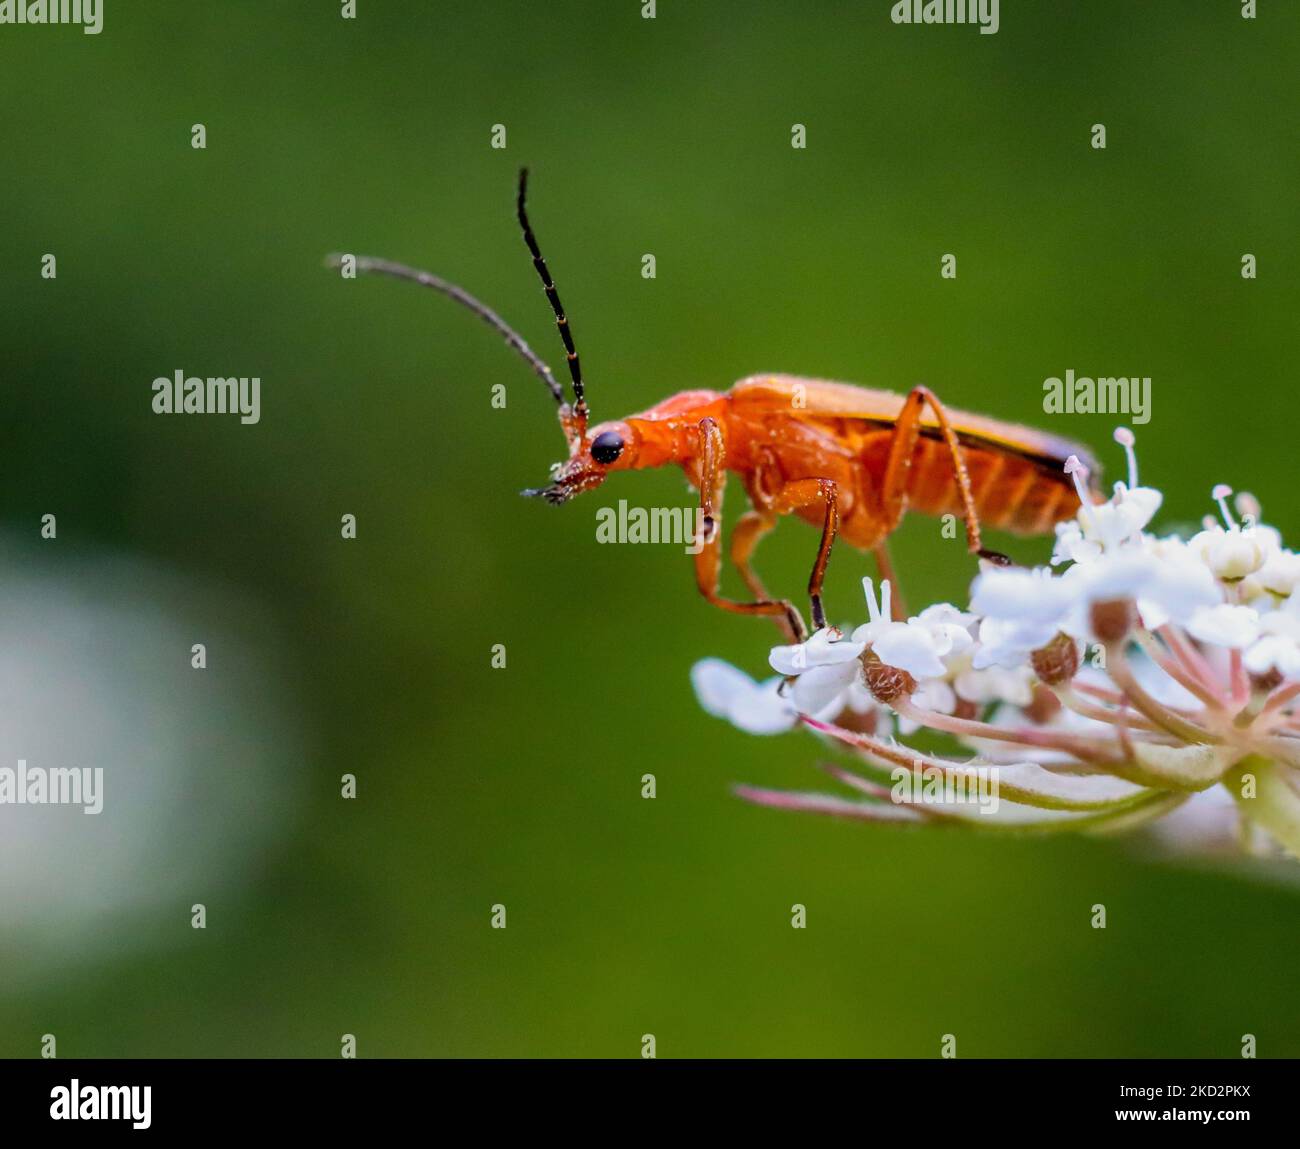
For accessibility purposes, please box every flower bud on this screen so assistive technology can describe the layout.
[1256,550,1300,598]
[1191,528,1269,580]
[1090,598,1134,644]
[860,649,916,705]
[1248,667,1284,696]
[1030,632,1080,686]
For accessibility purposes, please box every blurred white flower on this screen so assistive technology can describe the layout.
[0,540,303,983]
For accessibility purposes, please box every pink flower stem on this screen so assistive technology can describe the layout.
[1106,643,1221,745]
[1054,686,1163,733]
[890,699,1122,764]
[1261,681,1300,717]
[1072,681,1132,705]
[1229,649,1249,708]
[1071,679,1201,719]
[1135,631,1225,710]
[1157,624,1223,698]
[801,714,959,773]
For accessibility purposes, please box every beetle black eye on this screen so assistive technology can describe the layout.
[590,430,624,465]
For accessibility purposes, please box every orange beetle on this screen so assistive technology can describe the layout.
[332,170,1100,641]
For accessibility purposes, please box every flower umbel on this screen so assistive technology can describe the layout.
[692,429,1300,860]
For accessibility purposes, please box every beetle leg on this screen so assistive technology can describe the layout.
[729,511,777,599]
[880,385,983,554]
[730,511,801,643]
[765,478,840,632]
[693,417,808,642]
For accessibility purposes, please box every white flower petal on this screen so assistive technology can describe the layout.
[1068,549,1159,602]
[911,679,956,715]
[971,567,1072,624]
[971,617,1057,670]
[954,664,1035,708]
[728,680,800,734]
[1143,558,1223,625]
[872,623,947,679]
[1185,603,1260,649]
[790,663,859,714]
[1243,634,1300,679]
[690,658,754,719]
[767,628,863,675]
[690,659,797,735]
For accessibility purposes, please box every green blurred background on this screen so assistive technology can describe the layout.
[1,1,1298,1058]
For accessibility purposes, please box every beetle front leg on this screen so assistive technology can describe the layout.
[692,417,809,642]
[763,477,841,632]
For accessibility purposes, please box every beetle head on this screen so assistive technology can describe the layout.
[523,420,639,505]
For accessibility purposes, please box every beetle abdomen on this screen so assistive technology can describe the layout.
[904,433,1079,535]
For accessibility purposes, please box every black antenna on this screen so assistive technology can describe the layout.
[516,168,586,421]
[324,253,564,406]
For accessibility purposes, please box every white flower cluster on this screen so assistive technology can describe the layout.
[692,430,1300,857]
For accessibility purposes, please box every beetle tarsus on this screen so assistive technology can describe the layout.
[785,603,809,644]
